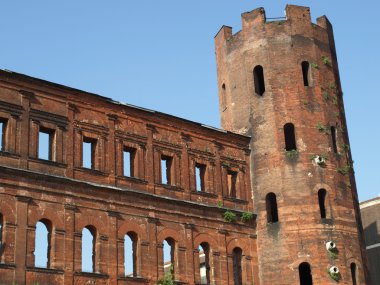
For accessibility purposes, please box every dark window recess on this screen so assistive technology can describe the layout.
[302,61,311,86]
[227,171,237,198]
[222,83,226,90]
[82,226,96,273]
[232,247,243,285]
[0,120,7,151]
[161,155,173,185]
[266,192,279,223]
[331,126,338,153]
[34,219,52,268]
[124,232,138,277]
[163,238,175,275]
[123,147,136,177]
[38,128,54,160]
[253,65,265,96]
[195,163,206,192]
[318,189,327,219]
[284,123,297,151]
[350,263,358,285]
[299,262,313,285]
[199,243,210,284]
[83,138,97,169]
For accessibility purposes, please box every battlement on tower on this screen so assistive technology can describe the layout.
[215,5,332,49]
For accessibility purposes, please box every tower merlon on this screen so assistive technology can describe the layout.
[214,25,233,43]
[241,7,266,31]
[284,4,311,23]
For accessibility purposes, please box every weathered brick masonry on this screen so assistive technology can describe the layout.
[0,4,369,285]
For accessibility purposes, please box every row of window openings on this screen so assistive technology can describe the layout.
[266,189,330,224]
[13,220,242,284]
[222,61,315,98]
[0,216,360,285]
[284,123,339,154]
[298,262,359,285]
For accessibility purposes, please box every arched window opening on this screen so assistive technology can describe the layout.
[266,192,279,223]
[284,123,297,151]
[222,83,226,91]
[301,61,311,86]
[82,226,96,273]
[318,189,327,219]
[299,262,313,285]
[163,238,175,275]
[232,247,243,285]
[331,126,338,153]
[199,243,210,284]
[351,263,358,285]
[34,219,52,268]
[0,214,3,253]
[124,232,138,277]
[253,65,265,96]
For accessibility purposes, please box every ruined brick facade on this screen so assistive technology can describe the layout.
[0,4,369,285]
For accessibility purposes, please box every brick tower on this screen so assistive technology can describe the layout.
[215,5,369,285]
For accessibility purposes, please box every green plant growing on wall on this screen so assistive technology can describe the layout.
[328,247,339,260]
[309,154,328,161]
[241,212,254,222]
[217,201,223,208]
[311,63,319,69]
[157,265,175,285]
[322,55,332,66]
[337,164,351,175]
[316,122,330,134]
[223,210,237,223]
[322,91,329,101]
[331,95,338,105]
[340,143,350,151]
[285,149,298,159]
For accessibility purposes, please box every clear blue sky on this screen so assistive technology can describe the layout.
[0,0,378,204]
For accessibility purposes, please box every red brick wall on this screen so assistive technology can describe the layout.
[215,5,369,285]
[0,70,257,284]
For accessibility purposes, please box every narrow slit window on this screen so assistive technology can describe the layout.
[82,226,96,273]
[318,189,327,219]
[350,263,358,285]
[199,243,210,285]
[123,148,136,177]
[253,65,265,96]
[124,232,137,277]
[83,137,97,169]
[331,126,338,153]
[227,170,237,198]
[195,163,206,192]
[161,155,172,185]
[266,192,279,223]
[38,128,54,160]
[232,247,243,285]
[284,123,297,151]
[301,61,311,86]
[163,238,175,275]
[299,262,313,285]
[0,120,7,151]
[34,220,51,268]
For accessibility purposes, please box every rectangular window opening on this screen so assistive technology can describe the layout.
[161,155,172,185]
[227,171,237,198]
[123,147,136,177]
[0,120,6,151]
[38,128,54,160]
[83,137,97,169]
[195,164,206,192]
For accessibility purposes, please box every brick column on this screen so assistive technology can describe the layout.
[66,103,77,178]
[64,204,77,285]
[218,229,229,284]
[14,195,31,285]
[184,223,195,283]
[212,251,221,284]
[19,91,32,169]
[193,247,201,284]
[147,217,159,280]
[25,223,36,267]
[53,228,65,269]
[214,141,223,200]
[2,222,16,265]
[107,114,117,185]
[146,124,155,193]
[107,211,119,285]
[181,133,191,199]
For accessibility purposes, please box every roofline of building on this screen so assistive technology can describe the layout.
[0,69,251,142]
[359,196,380,209]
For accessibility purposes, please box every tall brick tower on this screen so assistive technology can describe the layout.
[215,5,369,285]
